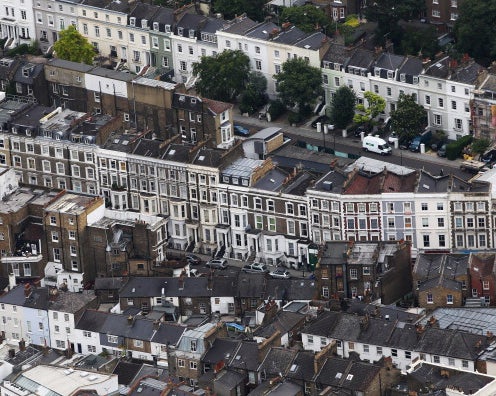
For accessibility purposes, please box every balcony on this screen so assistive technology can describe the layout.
[1,241,43,264]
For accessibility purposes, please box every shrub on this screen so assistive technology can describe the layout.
[288,111,303,125]
[446,135,473,160]
[268,100,285,121]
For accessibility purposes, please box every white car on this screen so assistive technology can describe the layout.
[242,263,268,274]
[269,268,291,279]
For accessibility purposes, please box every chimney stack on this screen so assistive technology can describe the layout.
[19,339,26,351]
[127,315,134,326]
[153,320,160,331]
[24,283,32,298]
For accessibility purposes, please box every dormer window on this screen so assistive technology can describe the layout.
[153,22,159,31]
[141,19,147,28]
[387,70,393,79]
[189,29,194,38]
[165,24,170,33]
[400,73,406,82]
[130,17,136,26]
[191,98,196,104]
[22,68,30,77]
[374,67,380,76]
[178,27,183,35]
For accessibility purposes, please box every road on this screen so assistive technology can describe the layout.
[234,114,470,180]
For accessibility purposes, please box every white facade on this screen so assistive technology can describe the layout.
[0,0,36,48]
[48,309,75,351]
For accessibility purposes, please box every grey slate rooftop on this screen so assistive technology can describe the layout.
[258,347,297,377]
[48,290,97,313]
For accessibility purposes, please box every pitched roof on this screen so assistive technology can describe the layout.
[416,328,489,359]
[228,341,260,371]
[316,357,381,391]
[203,98,233,115]
[254,311,304,338]
[202,338,240,365]
[258,347,297,377]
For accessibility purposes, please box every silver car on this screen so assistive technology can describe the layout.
[269,268,291,279]
[206,259,228,270]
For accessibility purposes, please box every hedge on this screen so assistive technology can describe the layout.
[446,135,473,160]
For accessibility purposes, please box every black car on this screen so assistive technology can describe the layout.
[311,115,330,128]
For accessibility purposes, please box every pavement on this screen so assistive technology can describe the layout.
[233,109,464,169]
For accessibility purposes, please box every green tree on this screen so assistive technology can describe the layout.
[213,0,267,22]
[398,25,439,58]
[364,0,425,47]
[53,26,95,65]
[329,86,356,129]
[353,91,386,124]
[390,93,427,141]
[471,138,491,157]
[275,57,323,115]
[280,5,330,33]
[454,0,496,66]
[239,72,268,114]
[193,50,251,102]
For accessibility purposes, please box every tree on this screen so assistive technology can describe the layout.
[193,50,251,102]
[275,57,323,115]
[454,0,496,66]
[471,138,491,157]
[239,72,268,114]
[398,25,439,59]
[53,25,95,65]
[280,5,329,33]
[213,0,267,22]
[353,91,386,125]
[329,86,356,129]
[364,0,425,47]
[390,93,427,141]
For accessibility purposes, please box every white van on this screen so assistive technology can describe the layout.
[362,135,392,155]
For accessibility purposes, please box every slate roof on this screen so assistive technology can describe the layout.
[347,48,376,69]
[258,347,297,377]
[286,350,315,381]
[76,309,156,340]
[94,277,126,290]
[213,369,244,389]
[322,43,349,65]
[397,56,423,81]
[132,138,164,158]
[228,341,260,371]
[374,52,406,71]
[320,241,348,264]
[271,26,306,45]
[245,22,279,40]
[266,278,317,301]
[112,361,142,385]
[151,7,174,29]
[413,254,469,280]
[119,276,237,298]
[202,338,240,365]
[0,285,50,309]
[295,32,329,50]
[254,311,304,339]
[316,357,380,391]
[150,323,185,346]
[201,17,225,34]
[416,327,489,360]
[408,362,493,394]
[14,62,44,84]
[129,2,159,23]
[420,307,496,335]
[48,290,97,313]
[237,273,267,298]
[220,16,258,35]
[418,276,461,292]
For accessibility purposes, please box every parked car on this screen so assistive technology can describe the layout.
[206,259,228,270]
[437,143,447,157]
[269,268,291,279]
[242,263,268,274]
[408,129,432,152]
[234,125,250,136]
[186,254,201,265]
[311,115,330,128]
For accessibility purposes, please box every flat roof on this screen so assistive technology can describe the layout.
[15,365,117,396]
